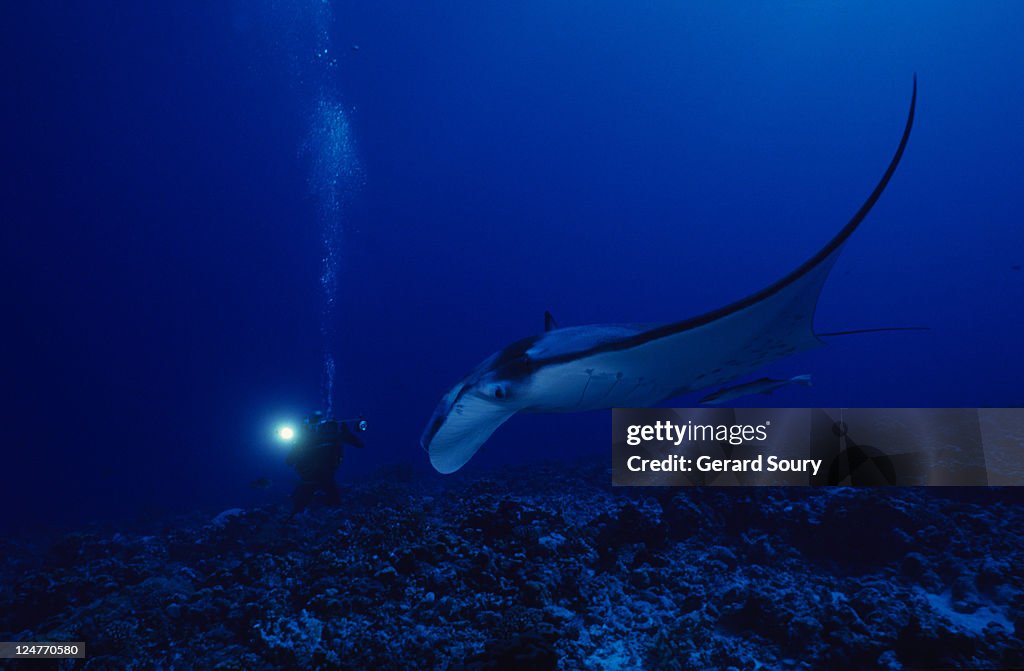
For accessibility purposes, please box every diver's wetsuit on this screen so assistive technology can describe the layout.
[287,420,364,513]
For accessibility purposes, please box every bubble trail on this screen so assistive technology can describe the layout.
[247,0,361,414]
[300,1,361,416]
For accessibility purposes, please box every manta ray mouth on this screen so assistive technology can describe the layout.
[423,394,518,474]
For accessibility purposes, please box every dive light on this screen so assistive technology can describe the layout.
[275,417,366,444]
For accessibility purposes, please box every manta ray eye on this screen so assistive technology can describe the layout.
[493,385,507,400]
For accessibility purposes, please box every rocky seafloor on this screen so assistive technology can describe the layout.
[1,462,1022,670]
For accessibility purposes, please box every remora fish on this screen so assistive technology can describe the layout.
[699,374,812,405]
[422,77,917,474]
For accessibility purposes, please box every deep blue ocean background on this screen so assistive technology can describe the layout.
[3,1,1023,534]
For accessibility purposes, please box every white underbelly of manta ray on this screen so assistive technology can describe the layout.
[422,77,918,474]
[525,298,822,412]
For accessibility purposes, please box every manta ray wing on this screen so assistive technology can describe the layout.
[527,75,916,408]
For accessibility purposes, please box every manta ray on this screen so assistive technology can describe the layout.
[423,77,917,474]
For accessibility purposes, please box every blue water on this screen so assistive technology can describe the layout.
[3,1,1023,532]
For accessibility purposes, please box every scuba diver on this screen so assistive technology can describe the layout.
[285,412,367,513]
